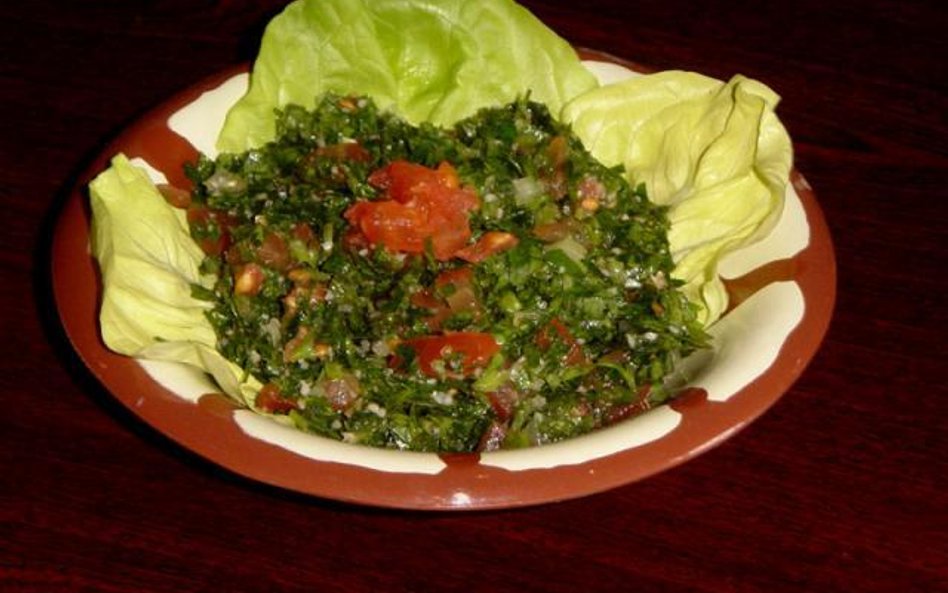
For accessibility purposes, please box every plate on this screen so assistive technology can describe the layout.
[50,54,835,510]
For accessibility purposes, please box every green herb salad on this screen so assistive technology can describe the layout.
[89,0,793,453]
[176,94,707,451]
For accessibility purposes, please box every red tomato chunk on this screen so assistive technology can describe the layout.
[344,161,480,260]
[402,332,500,378]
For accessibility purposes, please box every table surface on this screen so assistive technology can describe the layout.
[3,1,946,591]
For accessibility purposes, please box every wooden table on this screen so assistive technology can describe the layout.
[3,1,945,591]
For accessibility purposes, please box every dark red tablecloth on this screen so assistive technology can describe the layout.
[3,1,945,591]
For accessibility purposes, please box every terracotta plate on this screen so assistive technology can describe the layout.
[50,55,835,510]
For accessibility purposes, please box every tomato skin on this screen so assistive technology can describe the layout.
[345,161,479,260]
[403,332,500,378]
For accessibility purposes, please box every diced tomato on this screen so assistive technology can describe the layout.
[291,222,315,243]
[576,175,607,213]
[477,420,508,452]
[256,232,290,270]
[346,160,479,260]
[255,383,297,414]
[185,206,210,225]
[282,326,313,362]
[287,268,313,286]
[323,376,361,412]
[536,317,586,365]
[197,237,226,257]
[224,244,245,266]
[434,266,473,288]
[544,136,569,199]
[336,96,360,112]
[604,385,653,425]
[300,142,372,183]
[282,283,328,321]
[532,219,578,243]
[487,383,520,422]
[345,199,429,249]
[341,226,371,252]
[186,205,232,256]
[596,350,629,365]
[436,267,479,313]
[233,263,265,296]
[368,161,462,198]
[411,267,481,331]
[409,288,444,311]
[434,162,461,189]
[455,231,519,263]
[409,290,451,331]
[578,175,606,202]
[548,135,569,167]
[402,332,500,378]
[314,141,371,162]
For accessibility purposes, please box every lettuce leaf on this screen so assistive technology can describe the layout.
[90,154,261,405]
[217,0,598,153]
[90,0,794,419]
[563,71,793,325]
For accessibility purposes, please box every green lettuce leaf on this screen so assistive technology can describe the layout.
[563,71,793,325]
[90,1,794,417]
[90,154,261,405]
[217,0,598,153]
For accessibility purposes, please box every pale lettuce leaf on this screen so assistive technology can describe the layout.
[90,0,794,413]
[217,0,598,153]
[89,154,261,405]
[563,72,793,325]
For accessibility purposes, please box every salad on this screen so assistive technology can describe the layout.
[89,0,792,452]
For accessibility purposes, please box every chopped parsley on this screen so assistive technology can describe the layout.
[182,93,707,452]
